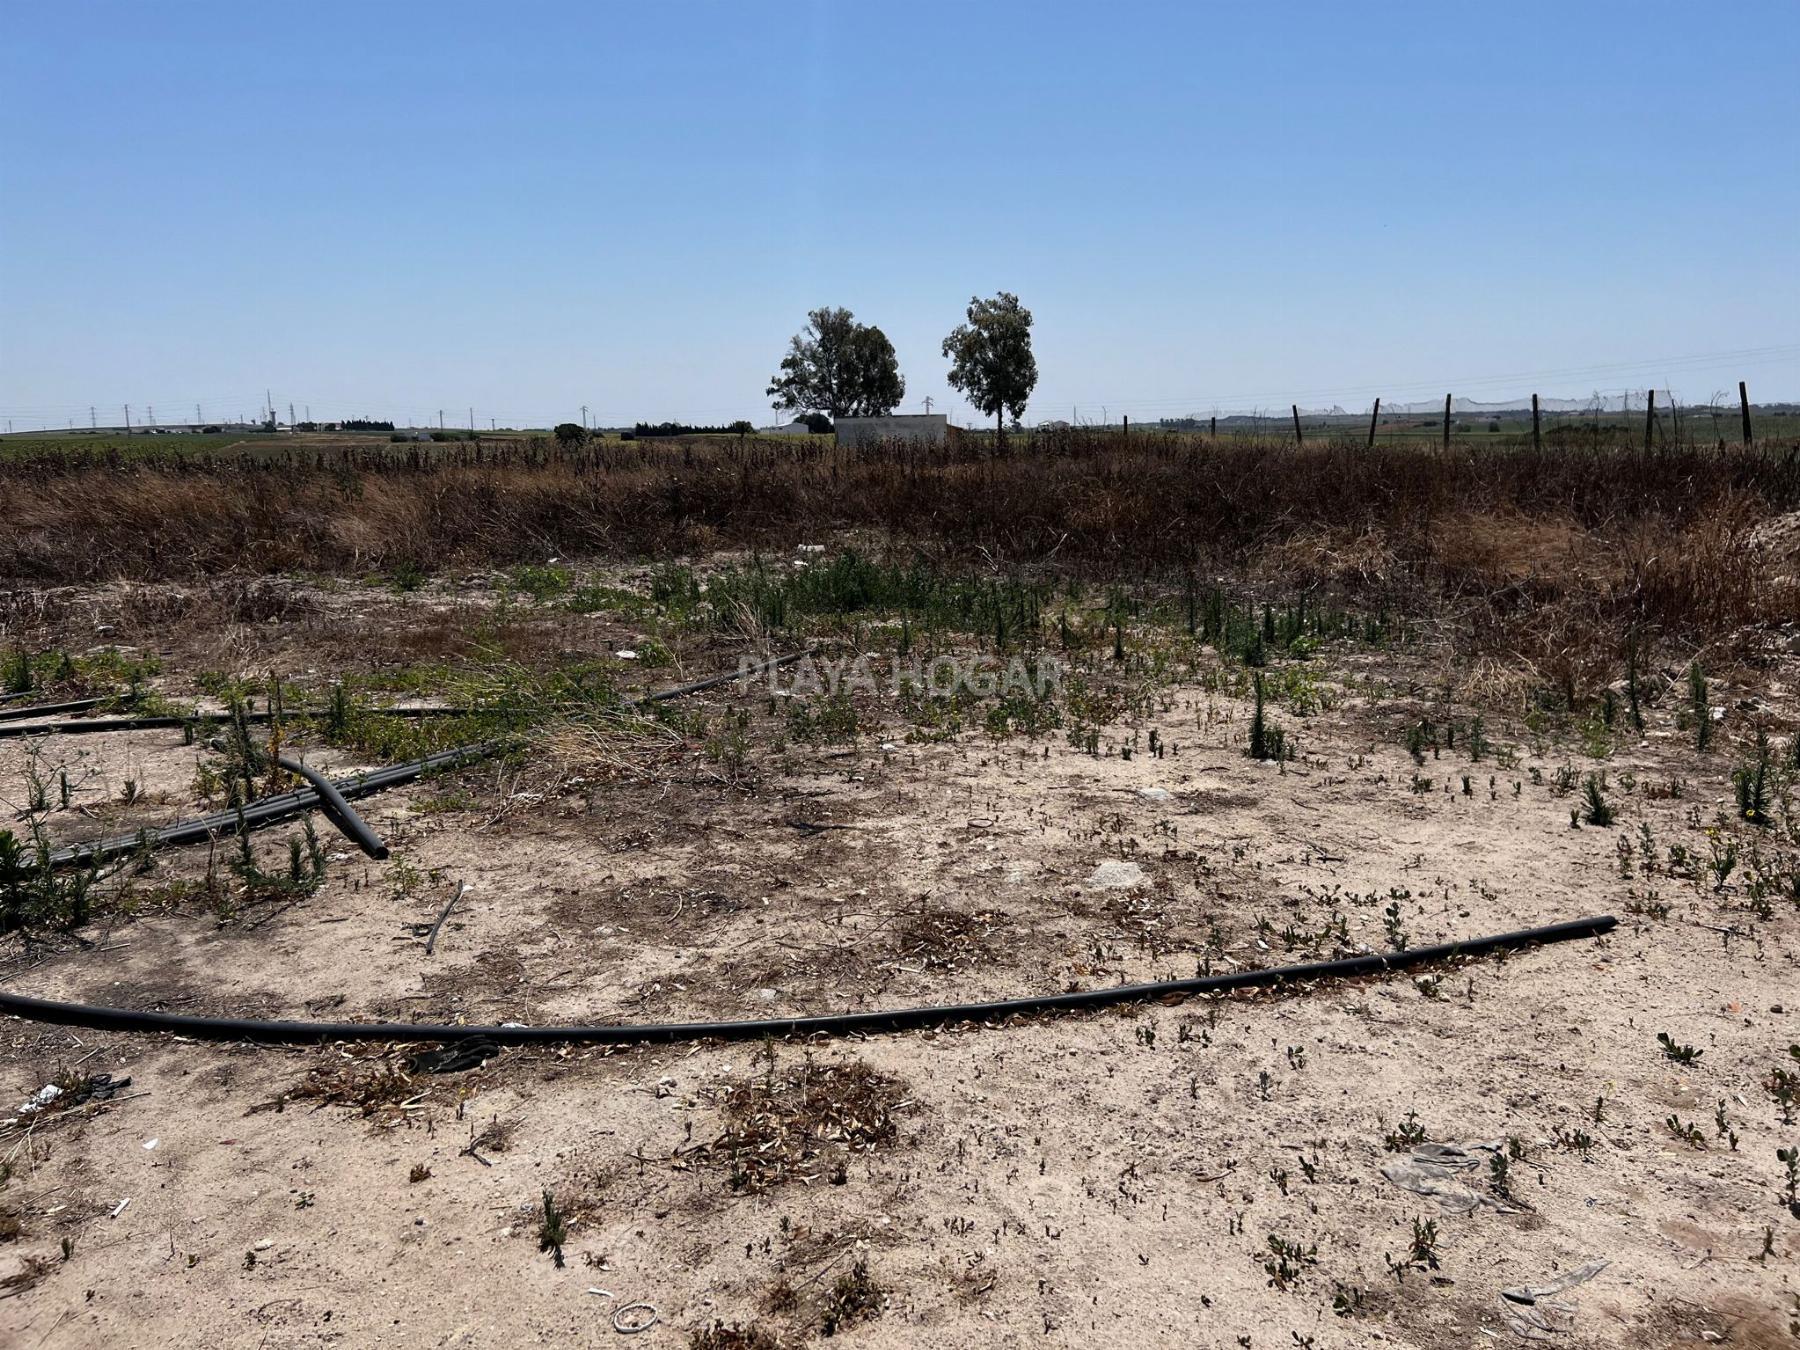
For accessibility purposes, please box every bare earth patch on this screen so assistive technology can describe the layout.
[0,571,1794,1349]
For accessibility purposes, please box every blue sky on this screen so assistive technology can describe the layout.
[3,0,1796,430]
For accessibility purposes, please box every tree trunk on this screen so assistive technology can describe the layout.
[996,408,1003,451]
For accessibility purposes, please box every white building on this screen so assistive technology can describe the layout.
[834,414,949,448]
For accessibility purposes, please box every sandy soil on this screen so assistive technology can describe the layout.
[0,581,1795,1349]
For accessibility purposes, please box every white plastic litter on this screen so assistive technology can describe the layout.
[18,1084,63,1115]
[1497,1260,1609,1340]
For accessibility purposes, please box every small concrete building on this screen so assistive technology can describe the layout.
[834,414,948,448]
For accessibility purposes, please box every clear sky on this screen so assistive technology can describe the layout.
[3,0,1796,430]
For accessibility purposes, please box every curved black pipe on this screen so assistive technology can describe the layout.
[41,650,817,868]
[275,754,389,859]
[47,742,499,868]
[0,915,1614,1046]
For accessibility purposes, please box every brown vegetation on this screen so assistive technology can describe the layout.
[5,429,1798,714]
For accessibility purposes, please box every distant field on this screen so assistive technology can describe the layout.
[0,430,482,463]
[0,431,272,460]
[4,415,1796,464]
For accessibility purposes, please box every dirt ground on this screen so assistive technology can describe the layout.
[0,573,1795,1349]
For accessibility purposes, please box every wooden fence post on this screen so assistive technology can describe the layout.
[1292,404,1303,444]
[1443,394,1452,449]
[1531,393,1541,450]
[1122,414,1129,439]
[1740,381,1753,445]
[1209,415,1216,437]
[1367,398,1380,449]
[1645,388,1656,452]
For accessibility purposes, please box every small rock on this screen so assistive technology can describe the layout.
[1087,860,1147,890]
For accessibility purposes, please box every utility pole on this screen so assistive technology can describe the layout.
[922,395,934,415]
[196,403,203,425]
[147,405,155,427]
[90,406,96,428]
[468,407,474,432]
[490,418,496,431]
[266,389,273,423]
[124,405,132,432]
[438,409,444,430]
[580,404,588,430]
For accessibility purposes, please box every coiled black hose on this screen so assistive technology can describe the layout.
[0,915,1614,1046]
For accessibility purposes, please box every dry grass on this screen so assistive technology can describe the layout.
[6,430,1800,709]
[889,907,1005,972]
[253,1055,421,1120]
[691,1058,908,1194]
[689,1321,783,1350]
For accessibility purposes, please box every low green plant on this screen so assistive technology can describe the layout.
[508,563,571,601]
[0,829,99,933]
[1690,662,1711,751]
[1247,673,1287,761]
[537,1189,567,1267]
[1658,1031,1702,1065]
[1582,775,1614,826]
[1734,732,1774,826]
[1666,1114,1706,1148]
[1262,1234,1318,1290]
[1383,1111,1427,1151]
[1408,1218,1440,1270]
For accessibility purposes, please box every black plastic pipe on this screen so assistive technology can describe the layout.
[46,742,499,868]
[40,650,813,868]
[0,696,112,724]
[275,754,389,860]
[0,706,476,740]
[627,649,815,706]
[0,915,1614,1046]
[2,650,813,739]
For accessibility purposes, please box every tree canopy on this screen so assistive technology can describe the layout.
[941,292,1037,434]
[767,307,905,418]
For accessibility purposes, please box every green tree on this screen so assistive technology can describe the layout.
[552,422,587,447]
[941,292,1038,441]
[767,307,905,418]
